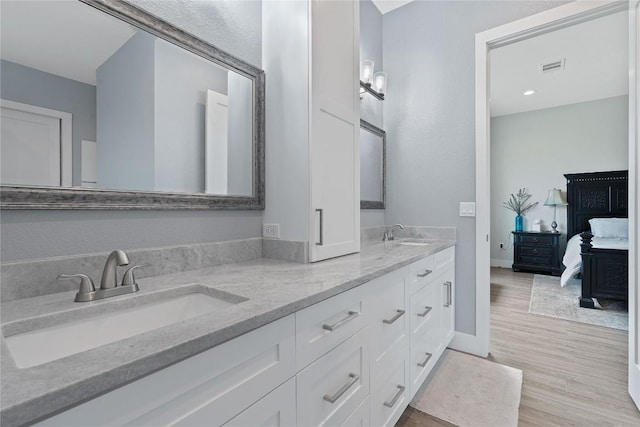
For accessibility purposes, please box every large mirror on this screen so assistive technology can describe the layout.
[0,0,264,209]
[360,120,385,209]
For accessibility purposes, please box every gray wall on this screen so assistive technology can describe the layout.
[153,37,228,193]
[490,96,629,266]
[1,0,264,263]
[360,0,385,227]
[97,32,155,191]
[382,0,566,335]
[0,59,96,186]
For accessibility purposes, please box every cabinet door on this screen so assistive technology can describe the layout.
[309,0,360,262]
[223,378,296,427]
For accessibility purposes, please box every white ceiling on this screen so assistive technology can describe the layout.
[0,1,137,86]
[372,0,415,15]
[490,11,628,117]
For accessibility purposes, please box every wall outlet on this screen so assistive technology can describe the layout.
[263,224,280,239]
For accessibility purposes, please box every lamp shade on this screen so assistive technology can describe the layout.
[373,71,387,95]
[544,189,567,206]
[360,60,374,85]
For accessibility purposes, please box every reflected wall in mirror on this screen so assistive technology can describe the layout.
[360,120,385,209]
[0,0,264,209]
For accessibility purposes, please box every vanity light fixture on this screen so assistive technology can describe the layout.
[359,59,387,101]
[523,89,536,96]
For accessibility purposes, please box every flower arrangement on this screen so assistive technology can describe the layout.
[503,188,538,215]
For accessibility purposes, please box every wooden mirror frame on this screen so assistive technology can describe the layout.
[0,0,265,210]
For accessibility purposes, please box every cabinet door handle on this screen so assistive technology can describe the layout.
[533,237,539,242]
[383,309,405,325]
[417,269,432,278]
[417,306,432,317]
[443,281,452,307]
[417,352,433,368]
[383,385,406,408]
[323,311,360,331]
[323,373,359,403]
[315,208,324,246]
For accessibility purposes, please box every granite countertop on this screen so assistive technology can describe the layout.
[0,239,455,426]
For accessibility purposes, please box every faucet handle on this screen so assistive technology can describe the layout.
[121,265,145,286]
[57,274,95,294]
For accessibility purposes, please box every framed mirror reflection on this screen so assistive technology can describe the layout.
[360,120,385,209]
[0,0,264,209]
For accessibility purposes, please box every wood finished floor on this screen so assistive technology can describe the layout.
[395,267,640,426]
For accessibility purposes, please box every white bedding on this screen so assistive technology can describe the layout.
[560,234,629,287]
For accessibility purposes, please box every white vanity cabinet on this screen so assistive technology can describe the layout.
[35,246,455,427]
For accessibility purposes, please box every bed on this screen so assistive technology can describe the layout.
[563,170,629,309]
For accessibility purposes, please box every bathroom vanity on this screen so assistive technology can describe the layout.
[0,235,455,427]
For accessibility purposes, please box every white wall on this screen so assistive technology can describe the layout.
[490,95,629,267]
[382,0,567,336]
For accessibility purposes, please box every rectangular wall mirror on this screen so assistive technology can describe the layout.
[360,120,385,209]
[0,0,264,209]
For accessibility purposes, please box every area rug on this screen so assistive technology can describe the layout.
[529,274,628,331]
[410,349,523,427]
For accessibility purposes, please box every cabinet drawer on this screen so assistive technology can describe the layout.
[519,246,552,256]
[341,396,370,427]
[37,315,295,427]
[408,255,435,293]
[434,246,455,276]
[223,378,295,427]
[516,234,554,246]
[296,284,369,370]
[410,281,438,339]
[370,357,409,427]
[297,328,369,427]
[519,255,552,266]
[410,324,441,399]
[369,270,408,387]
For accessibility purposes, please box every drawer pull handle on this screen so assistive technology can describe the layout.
[383,309,405,325]
[443,281,452,307]
[417,306,432,317]
[383,385,406,408]
[417,352,433,368]
[323,373,360,404]
[532,249,538,254]
[323,311,360,331]
[533,237,538,242]
[417,269,433,278]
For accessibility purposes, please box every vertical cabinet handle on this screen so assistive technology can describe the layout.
[417,352,432,368]
[323,311,360,331]
[417,269,432,278]
[383,385,406,408]
[417,306,432,317]
[443,281,452,307]
[383,309,405,324]
[323,373,360,403]
[315,209,324,246]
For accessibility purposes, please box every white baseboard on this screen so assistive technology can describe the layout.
[449,332,489,358]
[490,258,511,269]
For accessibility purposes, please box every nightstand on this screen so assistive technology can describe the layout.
[511,231,561,276]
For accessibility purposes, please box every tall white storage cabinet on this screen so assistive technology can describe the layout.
[309,0,361,262]
[262,0,360,262]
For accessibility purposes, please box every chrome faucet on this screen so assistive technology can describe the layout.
[383,224,405,241]
[58,250,142,302]
[100,250,130,289]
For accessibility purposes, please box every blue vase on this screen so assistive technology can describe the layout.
[515,214,523,232]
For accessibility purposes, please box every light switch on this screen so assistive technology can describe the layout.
[459,202,476,217]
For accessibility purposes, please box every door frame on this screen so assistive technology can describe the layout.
[474,0,632,359]
[0,99,72,187]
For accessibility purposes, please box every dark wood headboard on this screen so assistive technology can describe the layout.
[564,170,628,240]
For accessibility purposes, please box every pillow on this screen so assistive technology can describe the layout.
[588,218,628,238]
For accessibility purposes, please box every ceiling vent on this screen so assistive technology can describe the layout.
[541,59,566,74]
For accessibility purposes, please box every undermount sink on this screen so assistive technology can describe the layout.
[4,289,244,369]
[396,238,433,246]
